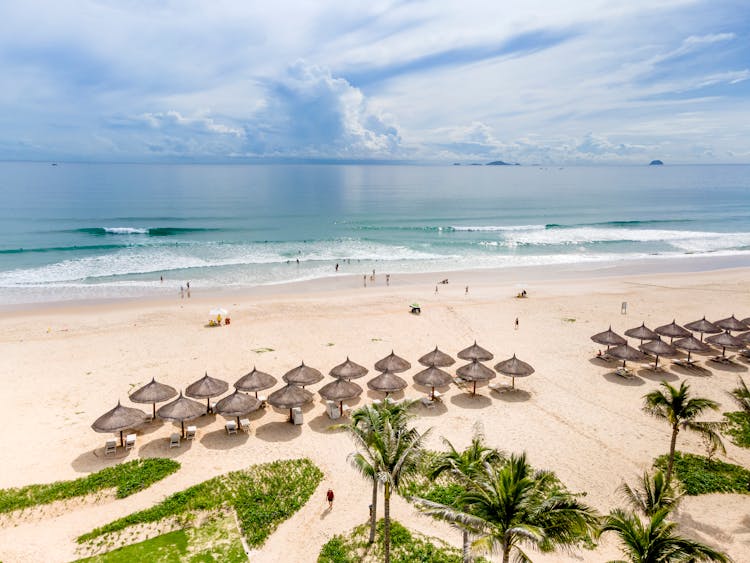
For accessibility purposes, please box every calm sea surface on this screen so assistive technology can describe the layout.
[1,162,749,304]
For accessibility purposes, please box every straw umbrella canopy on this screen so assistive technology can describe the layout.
[414,365,453,400]
[673,336,710,362]
[456,359,496,395]
[590,327,627,350]
[282,362,323,388]
[684,316,721,341]
[156,392,205,437]
[494,354,535,389]
[654,320,691,343]
[457,341,494,361]
[706,330,745,358]
[624,323,659,344]
[607,344,646,369]
[92,401,148,446]
[737,331,750,344]
[367,370,408,396]
[215,390,261,426]
[268,383,314,421]
[186,372,229,413]
[743,317,750,327]
[329,357,369,380]
[234,367,277,398]
[129,377,177,418]
[319,378,363,412]
[715,315,749,333]
[374,351,412,373]
[418,347,455,368]
[639,338,676,369]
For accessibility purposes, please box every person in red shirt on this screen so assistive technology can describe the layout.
[326,488,334,509]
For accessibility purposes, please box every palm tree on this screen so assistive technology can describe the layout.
[730,377,750,413]
[601,508,730,562]
[618,469,683,517]
[417,453,598,563]
[642,380,724,484]
[427,430,504,562]
[338,400,419,548]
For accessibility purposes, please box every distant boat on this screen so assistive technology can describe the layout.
[649,160,664,166]
[51,163,58,166]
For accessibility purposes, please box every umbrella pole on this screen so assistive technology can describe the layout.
[512,376,515,389]
[237,416,240,426]
[472,381,476,395]
[206,397,211,414]
[181,420,185,438]
[339,400,343,415]
[152,403,156,419]
[654,355,660,369]
[431,386,435,401]
[687,351,692,362]
[289,408,293,423]
[120,430,124,447]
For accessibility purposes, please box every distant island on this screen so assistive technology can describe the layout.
[486,160,520,166]
[649,160,664,166]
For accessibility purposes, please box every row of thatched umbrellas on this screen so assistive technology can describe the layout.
[592,315,750,370]
[92,343,535,444]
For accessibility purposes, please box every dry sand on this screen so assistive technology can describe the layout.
[1,264,749,562]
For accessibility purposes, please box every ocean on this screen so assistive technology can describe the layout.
[1,162,749,304]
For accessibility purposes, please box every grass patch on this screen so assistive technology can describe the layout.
[78,458,323,549]
[723,411,750,448]
[251,347,274,354]
[0,458,179,514]
[655,452,750,495]
[318,519,486,563]
[75,511,246,563]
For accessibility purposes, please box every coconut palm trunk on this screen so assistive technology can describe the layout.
[502,537,511,563]
[462,530,470,562]
[369,479,377,543]
[384,482,392,563]
[666,424,679,484]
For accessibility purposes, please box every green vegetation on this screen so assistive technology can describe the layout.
[78,458,323,549]
[75,511,246,563]
[0,458,179,514]
[724,411,750,448]
[251,347,274,353]
[318,520,488,563]
[654,452,750,496]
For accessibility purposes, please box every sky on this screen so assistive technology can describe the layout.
[1,0,749,164]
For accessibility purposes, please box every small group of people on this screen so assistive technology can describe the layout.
[362,270,391,287]
[180,281,191,299]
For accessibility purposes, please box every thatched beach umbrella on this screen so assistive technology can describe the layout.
[607,344,646,369]
[329,357,369,380]
[156,392,205,437]
[414,365,453,400]
[215,390,261,426]
[268,383,314,421]
[186,372,229,413]
[684,316,721,341]
[129,377,177,418]
[319,378,363,413]
[456,359,496,395]
[234,367,277,398]
[655,320,691,343]
[418,347,455,368]
[715,315,749,333]
[590,327,627,350]
[367,370,408,396]
[706,330,745,358]
[92,401,148,446]
[457,341,494,361]
[639,338,676,369]
[624,323,659,344]
[673,336,710,362]
[494,354,535,389]
[738,331,750,344]
[282,362,323,388]
[374,351,412,373]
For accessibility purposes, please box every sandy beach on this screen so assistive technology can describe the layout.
[1,261,749,562]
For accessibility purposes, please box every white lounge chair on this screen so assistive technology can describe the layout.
[125,433,136,451]
[225,420,238,435]
[420,396,435,408]
[209,401,218,414]
[341,405,352,417]
[372,399,382,406]
[185,425,197,440]
[169,433,180,448]
[239,418,251,432]
[292,407,304,425]
[257,394,268,407]
[105,439,117,456]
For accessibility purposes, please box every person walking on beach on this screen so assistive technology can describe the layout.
[326,488,334,509]
[465,285,469,295]
[335,263,339,272]
[514,317,519,330]
[180,286,184,299]
[435,285,438,294]
[386,274,390,286]
[363,275,367,287]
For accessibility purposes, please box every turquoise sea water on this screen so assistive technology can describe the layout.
[1,162,749,304]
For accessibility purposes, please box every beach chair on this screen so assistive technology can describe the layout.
[257,394,268,407]
[709,355,735,365]
[185,425,197,440]
[341,405,352,417]
[372,399,382,406]
[292,407,304,425]
[209,401,218,414]
[615,366,634,378]
[673,358,698,369]
[432,390,443,401]
[104,439,117,456]
[489,382,503,391]
[225,420,238,435]
[420,396,435,408]
[169,433,180,448]
[125,433,136,451]
[239,418,251,432]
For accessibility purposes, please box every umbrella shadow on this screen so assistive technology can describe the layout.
[255,421,302,442]
[200,428,249,450]
[603,372,645,386]
[365,389,405,401]
[416,400,448,416]
[706,360,748,373]
[588,357,619,368]
[637,368,679,382]
[71,448,126,472]
[670,364,712,377]
[189,414,217,428]
[491,387,532,402]
[138,436,193,458]
[450,393,492,409]
[308,413,341,433]
[133,419,164,436]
